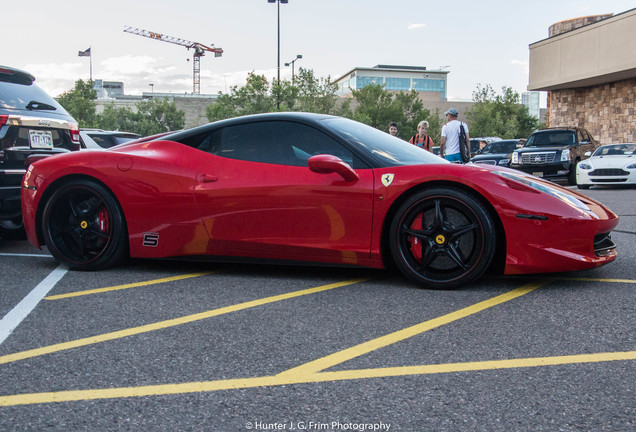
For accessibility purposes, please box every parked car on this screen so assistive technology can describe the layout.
[0,65,80,239]
[576,143,636,189]
[80,129,140,150]
[22,113,618,289]
[510,127,600,185]
[470,137,501,156]
[471,139,523,167]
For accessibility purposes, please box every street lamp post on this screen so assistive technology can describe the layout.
[268,0,288,109]
[285,54,302,82]
[268,0,289,84]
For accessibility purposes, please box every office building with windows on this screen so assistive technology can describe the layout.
[334,65,449,100]
[522,91,541,119]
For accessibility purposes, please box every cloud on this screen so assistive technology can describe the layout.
[408,23,426,30]
[511,59,529,74]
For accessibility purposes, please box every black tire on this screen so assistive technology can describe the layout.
[42,179,128,270]
[0,218,27,240]
[389,188,496,289]
[568,159,579,186]
[577,184,591,190]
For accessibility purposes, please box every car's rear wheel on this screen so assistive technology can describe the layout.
[42,179,128,270]
[389,188,496,289]
[577,184,591,190]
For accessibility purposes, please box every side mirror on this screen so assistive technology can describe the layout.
[308,154,359,182]
[584,151,592,157]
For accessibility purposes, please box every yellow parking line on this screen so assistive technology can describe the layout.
[45,272,217,300]
[557,277,636,284]
[278,282,543,378]
[1,350,633,406]
[0,278,366,365]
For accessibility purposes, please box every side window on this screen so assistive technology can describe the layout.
[191,121,362,168]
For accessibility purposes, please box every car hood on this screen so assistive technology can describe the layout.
[588,155,635,167]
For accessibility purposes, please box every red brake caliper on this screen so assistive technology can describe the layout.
[98,207,110,235]
[408,213,423,261]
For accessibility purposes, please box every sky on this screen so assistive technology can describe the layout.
[3,0,634,104]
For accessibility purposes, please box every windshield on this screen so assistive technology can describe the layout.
[593,144,636,156]
[481,141,519,154]
[525,130,575,147]
[322,117,446,167]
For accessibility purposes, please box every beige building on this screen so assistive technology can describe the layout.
[528,8,636,144]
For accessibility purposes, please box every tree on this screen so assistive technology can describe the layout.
[206,72,275,121]
[56,79,98,128]
[467,85,538,139]
[134,98,185,135]
[292,68,341,114]
[345,84,429,139]
[96,98,185,135]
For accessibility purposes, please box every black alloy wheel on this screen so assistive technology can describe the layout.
[42,179,128,270]
[389,188,496,289]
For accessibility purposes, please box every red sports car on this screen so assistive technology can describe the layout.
[21,113,618,289]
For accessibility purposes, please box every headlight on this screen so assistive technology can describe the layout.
[511,152,519,164]
[626,163,636,169]
[494,170,598,219]
[578,163,592,170]
[561,149,571,161]
[498,159,510,165]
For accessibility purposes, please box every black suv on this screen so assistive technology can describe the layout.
[0,66,80,239]
[510,127,600,185]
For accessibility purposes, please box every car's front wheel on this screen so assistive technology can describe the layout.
[389,188,496,289]
[42,179,128,270]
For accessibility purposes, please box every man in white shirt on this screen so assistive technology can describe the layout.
[440,107,470,163]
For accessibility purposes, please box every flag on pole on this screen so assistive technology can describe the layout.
[78,48,91,57]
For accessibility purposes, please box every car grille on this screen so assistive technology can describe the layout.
[594,232,616,257]
[521,152,556,164]
[475,160,496,165]
[589,169,629,176]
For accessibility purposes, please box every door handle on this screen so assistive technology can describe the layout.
[198,173,218,183]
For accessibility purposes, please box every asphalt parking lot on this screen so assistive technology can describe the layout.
[0,186,634,431]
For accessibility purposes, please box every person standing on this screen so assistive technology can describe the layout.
[408,120,434,152]
[388,122,399,137]
[440,107,470,163]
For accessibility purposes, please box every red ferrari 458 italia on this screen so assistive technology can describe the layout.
[21,113,618,289]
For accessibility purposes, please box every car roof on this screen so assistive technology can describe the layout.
[0,65,35,85]
[157,112,337,142]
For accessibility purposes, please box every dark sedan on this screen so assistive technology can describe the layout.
[471,140,523,167]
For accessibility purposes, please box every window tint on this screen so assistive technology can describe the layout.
[527,131,575,147]
[0,81,70,115]
[188,121,364,168]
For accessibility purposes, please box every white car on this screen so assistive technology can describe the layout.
[79,129,140,150]
[576,143,636,189]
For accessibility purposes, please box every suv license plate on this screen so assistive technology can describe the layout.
[532,171,544,177]
[29,130,53,149]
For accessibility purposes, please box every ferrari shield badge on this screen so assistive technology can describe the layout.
[381,173,395,187]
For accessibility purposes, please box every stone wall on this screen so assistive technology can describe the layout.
[548,77,636,144]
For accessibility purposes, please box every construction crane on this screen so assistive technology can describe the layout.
[124,25,223,94]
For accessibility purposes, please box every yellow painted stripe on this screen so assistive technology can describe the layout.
[45,272,217,300]
[557,277,636,284]
[313,351,636,382]
[0,278,366,365]
[277,282,544,378]
[1,351,633,406]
